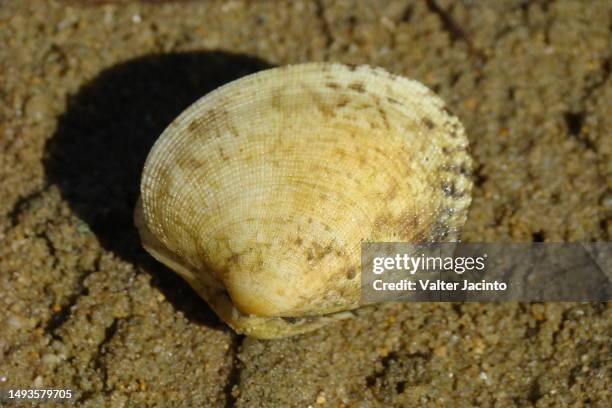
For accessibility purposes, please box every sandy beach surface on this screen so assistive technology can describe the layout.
[0,1,610,406]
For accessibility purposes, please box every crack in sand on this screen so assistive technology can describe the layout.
[425,0,487,64]
[224,334,245,408]
[314,0,333,60]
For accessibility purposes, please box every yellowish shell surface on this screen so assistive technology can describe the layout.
[135,63,473,338]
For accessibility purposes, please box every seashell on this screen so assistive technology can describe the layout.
[134,63,473,338]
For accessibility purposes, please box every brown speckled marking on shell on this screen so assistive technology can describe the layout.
[348,82,366,93]
[422,117,436,129]
[135,62,473,339]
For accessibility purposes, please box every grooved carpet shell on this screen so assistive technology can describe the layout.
[134,63,473,338]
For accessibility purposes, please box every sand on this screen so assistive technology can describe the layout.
[0,0,610,407]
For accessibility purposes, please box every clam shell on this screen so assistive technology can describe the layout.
[135,63,473,338]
